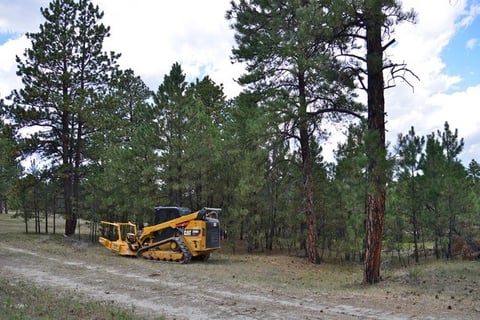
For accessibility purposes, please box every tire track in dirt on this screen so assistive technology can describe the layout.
[0,243,455,319]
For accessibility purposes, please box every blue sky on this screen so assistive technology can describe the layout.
[377,0,480,166]
[0,32,16,45]
[441,10,480,91]
[0,0,479,165]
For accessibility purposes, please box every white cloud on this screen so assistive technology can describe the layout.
[383,0,480,164]
[93,0,243,97]
[0,0,243,99]
[0,35,29,97]
[0,0,47,97]
[1,0,480,165]
[0,0,46,33]
[466,38,478,49]
[458,1,480,28]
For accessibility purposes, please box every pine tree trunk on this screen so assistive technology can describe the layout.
[63,166,76,236]
[412,210,419,263]
[301,126,321,264]
[298,72,320,264]
[447,215,455,259]
[364,2,386,284]
[447,192,455,259]
[23,204,29,234]
[364,191,385,283]
[434,237,440,259]
[65,215,77,237]
[71,119,83,238]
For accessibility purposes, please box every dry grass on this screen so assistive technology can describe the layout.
[0,214,159,320]
[1,213,480,319]
[0,278,145,320]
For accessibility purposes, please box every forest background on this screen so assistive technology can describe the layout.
[0,0,479,285]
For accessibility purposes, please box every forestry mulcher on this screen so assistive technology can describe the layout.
[98,207,221,263]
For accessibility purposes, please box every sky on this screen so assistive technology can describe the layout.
[0,0,479,165]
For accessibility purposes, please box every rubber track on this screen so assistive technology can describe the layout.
[136,237,191,264]
[177,237,191,263]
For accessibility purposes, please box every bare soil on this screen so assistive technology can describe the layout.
[1,215,480,319]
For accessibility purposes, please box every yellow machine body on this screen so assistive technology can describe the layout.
[98,207,221,263]
[98,221,137,256]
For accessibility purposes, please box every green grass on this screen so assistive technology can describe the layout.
[0,211,92,237]
[0,214,164,320]
[0,278,150,320]
[2,213,480,318]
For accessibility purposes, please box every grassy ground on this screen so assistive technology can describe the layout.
[0,213,159,320]
[0,278,144,320]
[1,213,480,319]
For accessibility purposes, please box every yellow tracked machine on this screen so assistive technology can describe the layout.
[98,207,221,263]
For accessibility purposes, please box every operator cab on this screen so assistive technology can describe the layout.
[153,206,192,241]
[153,206,192,224]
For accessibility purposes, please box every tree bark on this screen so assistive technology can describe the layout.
[412,209,419,263]
[298,71,321,264]
[446,183,457,259]
[62,109,76,237]
[364,2,386,284]
[364,189,385,283]
[302,140,320,264]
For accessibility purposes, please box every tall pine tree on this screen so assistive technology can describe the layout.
[395,126,425,262]
[332,0,416,283]
[227,0,362,264]
[8,0,119,236]
[0,100,20,214]
[153,63,195,206]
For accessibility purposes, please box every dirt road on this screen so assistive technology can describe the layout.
[1,234,479,319]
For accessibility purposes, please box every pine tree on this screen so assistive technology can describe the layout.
[333,122,369,261]
[0,101,21,214]
[85,69,157,224]
[227,0,361,264]
[438,122,465,259]
[153,63,195,206]
[395,126,425,262]
[419,133,446,259]
[331,0,416,283]
[8,0,119,236]
[185,76,228,209]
